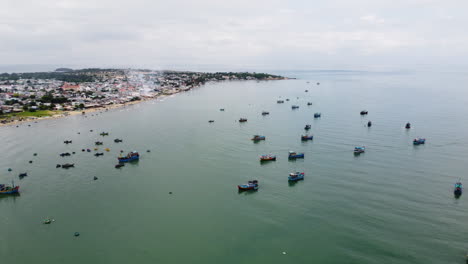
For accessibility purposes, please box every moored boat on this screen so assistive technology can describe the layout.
[360,110,368,115]
[288,172,305,181]
[239,118,248,122]
[64,140,72,144]
[301,135,313,141]
[252,135,266,141]
[307,102,312,106]
[95,141,103,145]
[367,121,372,127]
[114,138,123,143]
[261,111,270,115]
[277,100,284,103]
[354,146,365,154]
[288,151,305,159]
[118,151,140,162]
[304,124,311,130]
[314,113,321,118]
[413,138,426,145]
[238,180,259,191]
[260,154,276,161]
[291,105,299,109]
[405,123,411,129]
[0,183,19,194]
[61,163,75,168]
[100,132,109,136]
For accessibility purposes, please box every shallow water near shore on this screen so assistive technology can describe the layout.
[1,70,468,264]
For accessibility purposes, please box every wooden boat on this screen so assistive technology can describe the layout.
[261,111,270,115]
[100,132,109,136]
[118,151,139,162]
[239,118,247,122]
[208,120,215,123]
[115,163,125,168]
[114,139,123,143]
[277,100,284,103]
[288,172,305,181]
[61,163,75,168]
[288,151,304,159]
[454,181,463,197]
[95,141,103,145]
[304,124,311,130]
[305,90,309,92]
[220,108,225,111]
[94,152,104,157]
[307,102,312,106]
[360,110,368,115]
[60,152,71,157]
[354,146,365,154]
[405,123,411,129]
[238,180,258,191]
[301,135,313,141]
[413,138,426,145]
[367,121,372,127]
[260,155,276,161]
[0,184,19,194]
[314,113,321,118]
[252,135,266,141]
[291,105,299,109]
[64,140,72,144]
[18,173,27,179]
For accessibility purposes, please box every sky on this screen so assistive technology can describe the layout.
[1,0,468,71]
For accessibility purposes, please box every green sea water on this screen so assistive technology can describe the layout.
[1,70,468,264]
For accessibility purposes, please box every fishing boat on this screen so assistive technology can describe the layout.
[0,183,19,194]
[367,121,372,127]
[252,135,266,141]
[260,155,276,161]
[305,90,309,92]
[105,148,110,152]
[100,132,109,136]
[291,105,299,109]
[288,172,305,181]
[64,140,72,144]
[61,163,75,168]
[115,163,125,168]
[118,151,140,162]
[454,181,463,197]
[95,141,103,145]
[314,113,321,118]
[288,151,305,159]
[239,118,248,122]
[304,124,311,130]
[307,102,313,106]
[360,110,368,115]
[301,135,313,141]
[114,138,123,143]
[18,173,27,179]
[60,152,71,157]
[286,99,290,101]
[277,100,284,103]
[261,111,270,115]
[354,146,365,154]
[220,108,225,111]
[238,180,259,191]
[405,123,411,129]
[208,120,215,123]
[94,152,104,157]
[413,138,426,145]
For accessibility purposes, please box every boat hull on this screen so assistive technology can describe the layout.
[118,157,139,162]
[0,186,19,194]
[288,154,304,159]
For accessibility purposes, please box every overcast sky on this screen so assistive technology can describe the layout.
[1,0,467,71]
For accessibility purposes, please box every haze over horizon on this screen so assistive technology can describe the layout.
[2,0,468,72]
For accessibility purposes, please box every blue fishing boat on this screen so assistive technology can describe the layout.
[288,172,305,181]
[413,138,425,145]
[314,113,321,118]
[118,151,140,162]
[0,183,19,194]
[238,180,258,191]
[454,181,463,197]
[301,135,313,141]
[288,151,305,159]
[252,135,266,141]
[354,146,365,154]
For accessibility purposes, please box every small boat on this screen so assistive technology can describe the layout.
[304,124,311,130]
[86,149,91,152]
[43,219,53,224]
[301,135,313,141]
[367,121,372,127]
[95,141,103,145]
[94,152,104,157]
[115,163,125,168]
[60,152,71,157]
[354,146,365,154]
[208,120,215,123]
[317,82,320,85]
[238,180,259,191]
[0,184,19,194]
[118,151,140,162]
[61,163,75,168]
[64,140,72,144]
[288,172,305,181]
[405,123,411,129]
[360,110,368,115]
[100,132,109,136]
[239,118,248,122]
[220,108,225,111]
[94,148,98,151]
[454,181,463,197]
[314,113,321,118]
[291,105,299,109]
[114,139,123,143]
[305,90,309,92]
[261,111,270,115]
[288,151,305,159]
[252,135,266,141]
[277,100,284,103]
[286,99,290,101]
[260,155,276,161]
[307,102,312,106]
[18,173,27,179]
[105,148,110,152]
[413,138,426,145]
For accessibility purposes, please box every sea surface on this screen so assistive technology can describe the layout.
[1,70,468,264]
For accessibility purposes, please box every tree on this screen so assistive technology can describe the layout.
[78,103,85,109]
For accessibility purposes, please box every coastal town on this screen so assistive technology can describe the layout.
[0,68,286,125]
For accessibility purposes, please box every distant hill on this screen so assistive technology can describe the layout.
[55,68,74,72]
